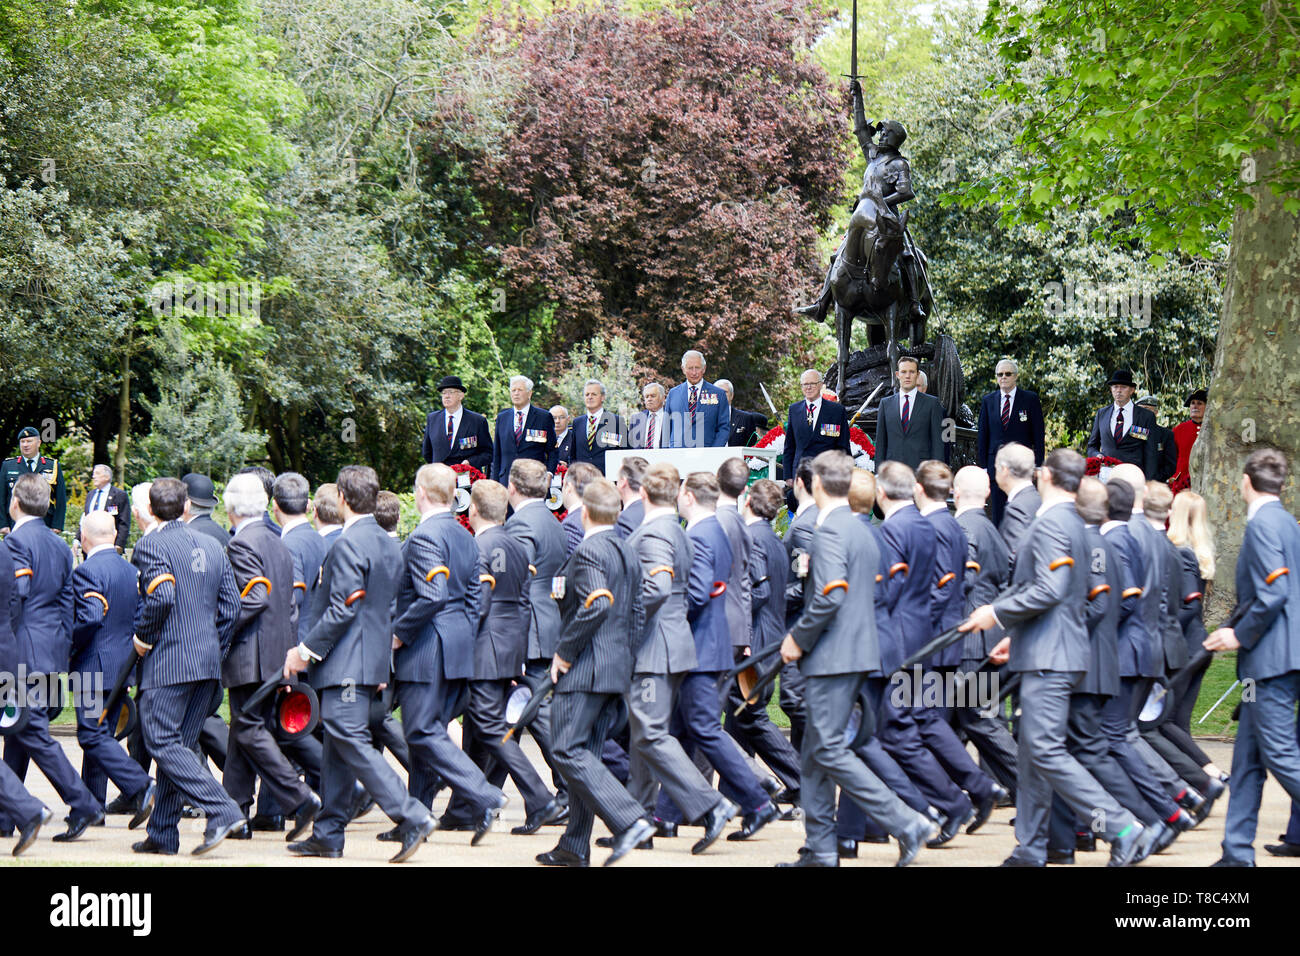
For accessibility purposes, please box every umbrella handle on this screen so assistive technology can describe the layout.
[97,654,138,726]
[241,673,289,716]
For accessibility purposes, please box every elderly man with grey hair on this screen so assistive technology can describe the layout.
[977,358,1045,526]
[550,405,572,465]
[492,373,558,482]
[715,378,770,448]
[665,349,731,447]
[629,382,668,450]
[994,442,1041,564]
[564,378,626,474]
[83,463,131,550]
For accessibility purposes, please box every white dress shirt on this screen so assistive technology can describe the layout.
[1108,400,1136,440]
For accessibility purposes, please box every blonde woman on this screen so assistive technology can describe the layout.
[1166,491,1226,784]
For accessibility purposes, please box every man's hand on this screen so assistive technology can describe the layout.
[1204,627,1241,652]
[780,634,802,664]
[988,637,1011,665]
[392,635,403,651]
[283,648,309,680]
[550,654,572,684]
[132,636,149,658]
[961,605,998,633]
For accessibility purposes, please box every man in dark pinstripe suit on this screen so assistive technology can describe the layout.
[537,480,656,866]
[129,477,246,856]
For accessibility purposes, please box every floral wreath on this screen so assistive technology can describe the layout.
[749,422,876,474]
[550,462,568,522]
[1084,455,1122,477]
[449,463,486,532]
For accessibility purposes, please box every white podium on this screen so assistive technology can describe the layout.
[604,446,779,481]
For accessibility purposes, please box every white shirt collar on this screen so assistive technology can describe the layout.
[685,511,712,530]
[1248,495,1280,521]
[512,404,531,420]
[999,387,1017,405]
[316,522,341,536]
[420,507,450,524]
[919,500,947,516]
[86,542,116,559]
[816,502,849,526]
[1007,481,1033,502]
[643,503,676,524]
[279,514,310,536]
[342,513,370,532]
[516,497,543,511]
[795,500,815,516]
[898,387,918,402]
[803,396,821,413]
[11,514,38,531]
[955,504,984,517]
[584,524,613,539]
[231,516,257,536]
[1101,520,1125,534]
[1037,498,1069,518]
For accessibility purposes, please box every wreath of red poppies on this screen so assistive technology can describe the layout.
[449,463,486,532]
[1084,455,1122,476]
[753,424,875,458]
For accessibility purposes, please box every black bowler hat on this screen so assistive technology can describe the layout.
[437,375,466,392]
[1185,388,1208,406]
[181,472,219,508]
[1106,369,1137,388]
[16,426,38,441]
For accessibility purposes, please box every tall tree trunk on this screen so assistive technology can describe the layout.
[113,340,131,486]
[286,407,302,474]
[1190,136,1300,618]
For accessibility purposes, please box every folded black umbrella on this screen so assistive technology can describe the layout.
[898,623,965,672]
[733,659,784,716]
[241,672,288,717]
[97,653,138,728]
[503,672,556,743]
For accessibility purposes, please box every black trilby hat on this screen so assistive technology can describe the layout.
[1185,388,1207,406]
[1106,369,1137,388]
[437,375,466,392]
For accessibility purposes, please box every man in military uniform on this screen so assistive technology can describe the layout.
[1,426,66,533]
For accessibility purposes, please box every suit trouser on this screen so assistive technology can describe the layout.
[1221,671,1300,864]
[724,650,801,791]
[256,732,325,817]
[1159,655,1215,771]
[954,662,1019,791]
[523,658,565,795]
[74,694,150,808]
[627,672,720,822]
[778,637,807,751]
[1286,714,1300,846]
[913,666,996,801]
[462,678,551,816]
[1011,671,1136,864]
[877,689,971,821]
[0,684,100,829]
[396,667,501,815]
[223,682,312,814]
[839,677,935,839]
[1142,723,1209,791]
[803,673,921,859]
[655,671,767,822]
[1101,677,1181,820]
[551,690,645,855]
[140,681,243,852]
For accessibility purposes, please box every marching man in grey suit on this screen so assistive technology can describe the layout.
[962,449,1152,867]
[624,462,737,854]
[995,443,1042,566]
[777,451,940,867]
[537,480,657,867]
[873,356,947,470]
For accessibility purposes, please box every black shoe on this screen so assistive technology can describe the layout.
[759,777,781,798]
[928,805,975,847]
[377,826,403,843]
[1210,857,1254,867]
[999,854,1044,867]
[654,819,678,838]
[511,798,566,836]
[1047,849,1075,865]
[1076,830,1097,852]
[1265,842,1300,857]
[105,792,135,815]
[776,851,837,867]
[1177,787,1207,819]
[13,807,52,857]
[52,807,105,843]
[725,800,780,841]
[596,834,653,850]
[391,817,436,863]
[132,837,177,856]
[288,837,342,859]
[838,839,858,859]
[1108,822,1146,867]
[1197,777,1226,824]
[536,847,589,867]
[249,813,285,832]
[472,795,508,847]
[773,787,800,806]
[437,813,476,832]
[861,834,890,845]
[194,818,246,856]
[898,817,940,867]
[604,818,656,867]
[229,820,253,840]
[286,793,322,843]
[1135,822,1167,862]
[128,782,156,831]
[692,799,738,855]
[968,784,1008,834]
[347,783,375,823]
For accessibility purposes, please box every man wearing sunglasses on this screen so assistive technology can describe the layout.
[976,359,1045,526]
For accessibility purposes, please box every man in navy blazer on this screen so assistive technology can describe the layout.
[1206,449,1300,866]
[0,473,105,842]
[664,349,731,448]
[83,464,131,551]
[785,368,851,484]
[491,375,557,482]
[874,356,947,470]
[0,540,49,854]
[422,375,493,473]
[69,512,154,823]
[272,472,328,645]
[1085,369,1159,478]
[977,360,1045,525]
[564,379,626,476]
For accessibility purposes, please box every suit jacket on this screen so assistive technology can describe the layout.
[282,521,328,645]
[783,504,818,627]
[1078,523,1121,697]
[223,519,297,687]
[69,547,138,683]
[976,389,1045,470]
[131,521,239,689]
[1085,403,1159,478]
[627,512,697,674]
[747,518,788,653]
[727,408,769,447]
[422,407,493,473]
[472,524,530,681]
[1156,531,1190,672]
[999,484,1042,567]
[665,379,730,448]
[992,501,1091,674]
[303,515,402,689]
[562,506,584,557]
[614,498,643,540]
[83,484,131,550]
[554,530,641,695]
[1151,423,1178,483]
[924,506,969,665]
[1128,515,1178,676]
[873,389,946,470]
[553,430,572,465]
[4,518,73,675]
[506,499,566,660]
[685,514,734,672]
[715,504,753,648]
[0,546,15,674]
[1176,546,1208,658]
[393,511,480,683]
[786,399,851,483]
[1101,522,1160,678]
[491,405,557,483]
[879,503,937,661]
[627,410,668,451]
[565,410,626,475]
[956,508,1009,661]
[1231,499,1300,682]
[790,504,880,677]
[186,513,231,545]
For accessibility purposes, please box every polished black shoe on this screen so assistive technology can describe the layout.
[1047,849,1075,865]
[347,783,375,823]
[596,834,653,850]
[53,807,105,843]
[776,851,837,867]
[194,818,246,856]
[105,792,136,815]
[511,798,567,836]
[13,807,52,857]
[604,818,656,867]
[653,818,678,838]
[1108,822,1146,867]
[437,813,476,832]
[999,854,1044,867]
[968,784,1008,834]
[391,817,436,863]
[536,847,589,867]
[249,813,285,832]
[760,777,781,798]
[548,803,570,826]
[1210,857,1254,867]
[229,820,253,840]
[1265,841,1300,857]
[286,792,322,843]
[1196,777,1226,824]
[288,837,342,859]
[898,817,940,867]
[376,826,403,843]
[128,782,156,831]
[1076,830,1097,852]
[725,800,780,841]
[472,795,508,847]
[693,799,738,855]
[1134,821,1167,862]
[928,805,975,847]
[773,787,800,806]
[1177,787,1207,819]
[837,839,858,859]
[132,837,178,856]
[861,834,890,844]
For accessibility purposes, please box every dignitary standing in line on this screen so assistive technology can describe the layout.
[1085,369,1159,479]
[491,375,557,482]
[874,356,947,471]
[272,473,328,645]
[785,369,850,483]
[715,379,768,448]
[976,360,1044,526]
[565,379,626,475]
[422,375,493,473]
[83,464,130,551]
[665,350,731,448]
[628,384,669,451]
[1171,389,1206,486]
[550,405,572,465]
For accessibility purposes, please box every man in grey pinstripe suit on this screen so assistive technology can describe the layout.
[537,480,656,867]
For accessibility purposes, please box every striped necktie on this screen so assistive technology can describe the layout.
[587,414,598,451]
[1001,394,1010,428]
[1113,407,1125,444]
[901,394,910,432]
[514,410,524,442]
[645,412,655,449]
